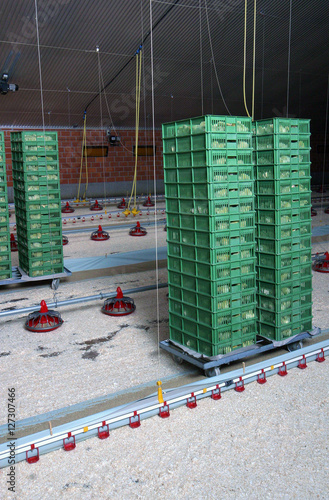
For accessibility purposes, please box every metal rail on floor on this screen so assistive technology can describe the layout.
[0,339,328,468]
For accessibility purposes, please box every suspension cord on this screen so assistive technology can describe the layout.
[199,0,204,115]
[252,0,257,121]
[97,47,107,207]
[84,0,181,114]
[127,48,142,214]
[149,0,161,383]
[243,0,251,117]
[76,112,87,202]
[286,0,292,117]
[320,74,329,213]
[205,0,231,115]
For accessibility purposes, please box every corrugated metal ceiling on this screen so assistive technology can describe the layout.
[0,0,328,130]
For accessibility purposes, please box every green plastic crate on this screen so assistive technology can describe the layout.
[18,243,63,261]
[257,318,312,341]
[256,208,311,225]
[169,299,256,330]
[166,182,254,200]
[167,211,255,233]
[11,131,58,143]
[162,115,252,139]
[253,149,310,165]
[169,273,256,302]
[11,160,59,173]
[256,179,311,195]
[169,325,256,357]
[11,142,58,154]
[18,262,64,278]
[11,151,59,163]
[254,133,310,151]
[257,250,312,269]
[167,254,255,282]
[169,312,256,345]
[167,225,255,249]
[256,221,311,240]
[256,193,311,210]
[257,277,312,299]
[0,269,12,280]
[254,118,310,136]
[12,168,60,184]
[16,234,62,250]
[169,242,255,267]
[254,164,311,181]
[258,291,312,314]
[256,235,311,254]
[164,165,254,184]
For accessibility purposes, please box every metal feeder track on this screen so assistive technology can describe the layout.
[0,338,328,469]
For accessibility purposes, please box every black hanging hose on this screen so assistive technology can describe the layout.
[84,0,181,113]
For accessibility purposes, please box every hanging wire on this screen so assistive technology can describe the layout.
[126,48,142,214]
[97,47,108,206]
[76,112,87,201]
[320,74,329,213]
[251,0,257,121]
[149,0,161,380]
[34,0,55,279]
[199,0,204,115]
[243,0,251,117]
[260,11,266,119]
[286,0,292,117]
[67,87,71,128]
[210,58,214,114]
[204,0,231,115]
[141,0,150,199]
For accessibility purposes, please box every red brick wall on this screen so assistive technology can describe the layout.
[3,128,164,188]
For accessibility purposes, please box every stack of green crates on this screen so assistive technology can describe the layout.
[253,118,312,341]
[163,115,257,357]
[0,131,12,280]
[11,131,63,277]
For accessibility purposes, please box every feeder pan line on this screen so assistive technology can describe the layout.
[0,283,168,318]
[9,210,166,228]
[0,339,328,468]
[47,219,166,236]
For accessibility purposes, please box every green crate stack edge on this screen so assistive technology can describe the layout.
[163,115,257,357]
[11,131,63,277]
[0,131,12,279]
[253,118,312,341]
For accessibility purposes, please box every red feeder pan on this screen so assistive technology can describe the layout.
[317,185,326,193]
[313,252,329,273]
[129,221,147,237]
[164,224,167,232]
[143,196,155,207]
[10,233,18,252]
[324,207,329,214]
[102,287,136,316]
[25,300,63,332]
[63,235,69,245]
[117,198,126,209]
[90,200,103,211]
[91,225,109,241]
[311,207,317,217]
[61,202,75,213]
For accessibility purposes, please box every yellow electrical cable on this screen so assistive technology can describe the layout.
[76,115,87,202]
[126,49,142,216]
[243,0,251,118]
[251,0,257,121]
